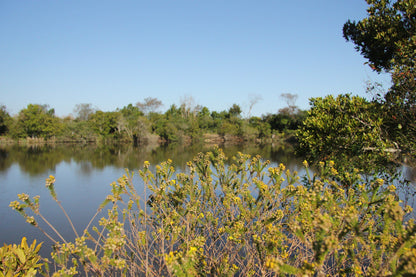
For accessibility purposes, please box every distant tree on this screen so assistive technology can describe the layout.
[197,106,213,130]
[15,104,62,138]
[0,105,11,135]
[246,94,262,118]
[198,106,210,117]
[228,104,242,118]
[211,111,227,120]
[218,121,239,136]
[152,117,180,142]
[165,104,181,120]
[73,103,95,121]
[179,95,198,119]
[264,113,291,132]
[89,111,120,137]
[119,104,143,119]
[279,93,299,116]
[136,97,163,115]
[210,110,228,131]
[249,116,271,138]
[62,119,96,142]
[117,104,149,142]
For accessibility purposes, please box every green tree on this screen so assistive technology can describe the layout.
[89,111,120,138]
[197,106,213,130]
[343,0,416,72]
[119,104,143,119]
[152,104,198,142]
[264,113,295,132]
[62,119,96,142]
[263,110,306,133]
[164,104,182,120]
[228,104,242,118]
[296,94,393,171]
[0,105,11,136]
[248,116,271,138]
[15,104,62,138]
[117,104,150,142]
[343,0,416,152]
[152,118,180,142]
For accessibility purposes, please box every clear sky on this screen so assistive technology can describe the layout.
[0,0,390,117]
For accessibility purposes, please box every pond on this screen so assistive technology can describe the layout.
[0,142,307,258]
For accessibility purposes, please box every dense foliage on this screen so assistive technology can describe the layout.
[0,237,46,276]
[343,0,416,153]
[11,104,63,139]
[0,100,304,144]
[9,148,416,276]
[296,94,397,170]
[295,0,416,172]
[343,0,416,73]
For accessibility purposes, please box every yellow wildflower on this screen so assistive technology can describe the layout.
[388,185,396,192]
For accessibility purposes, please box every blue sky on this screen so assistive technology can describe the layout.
[0,0,390,117]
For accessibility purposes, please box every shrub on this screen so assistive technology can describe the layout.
[10,147,416,276]
[296,94,392,162]
[0,237,47,276]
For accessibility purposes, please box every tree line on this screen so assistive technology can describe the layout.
[0,94,306,144]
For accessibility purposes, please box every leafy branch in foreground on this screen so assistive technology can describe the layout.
[10,147,416,276]
[0,237,48,277]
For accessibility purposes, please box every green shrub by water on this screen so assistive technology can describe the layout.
[0,237,46,276]
[9,147,416,276]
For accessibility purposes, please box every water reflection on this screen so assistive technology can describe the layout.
[0,143,303,176]
[0,142,413,188]
[404,165,416,184]
[0,142,303,254]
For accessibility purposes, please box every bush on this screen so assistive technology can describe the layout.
[0,237,47,276]
[296,94,392,160]
[10,148,416,276]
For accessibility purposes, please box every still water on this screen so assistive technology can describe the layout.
[0,142,307,257]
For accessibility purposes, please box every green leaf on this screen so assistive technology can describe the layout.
[15,248,26,264]
[279,263,301,274]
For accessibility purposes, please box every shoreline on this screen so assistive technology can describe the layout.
[0,132,296,147]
